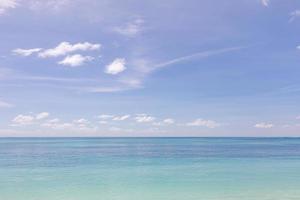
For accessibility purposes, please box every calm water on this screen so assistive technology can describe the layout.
[0,137,300,200]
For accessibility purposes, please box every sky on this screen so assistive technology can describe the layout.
[1,0,300,137]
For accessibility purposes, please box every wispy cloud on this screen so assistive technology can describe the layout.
[86,46,247,93]
[12,48,42,56]
[11,115,35,126]
[7,45,247,94]
[289,10,300,22]
[42,118,93,131]
[97,114,131,122]
[11,112,50,126]
[0,67,97,83]
[0,0,18,15]
[155,46,246,69]
[38,42,100,58]
[97,114,114,120]
[163,118,175,124]
[261,0,270,7]
[0,0,72,15]
[112,115,130,121]
[114,18,144,37]
[73,118,91,127]
[153,118,175,126]
[28,0,71,12]
[86,86,127,93]
[41,119,73,130]
[11,113,97,131]
[254,122,274,128]
[13,42,100,58]
[115,46,247,93]
[135,114,155,123]
[36,112,49,120]
[0,100,13,108]
[186,118,220,128]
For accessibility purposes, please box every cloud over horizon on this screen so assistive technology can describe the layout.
[187,119,220,128]
[254,123,274,129]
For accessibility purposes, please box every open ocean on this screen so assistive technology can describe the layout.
[0,137,300,200]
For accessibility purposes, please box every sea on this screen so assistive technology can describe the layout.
[0,137,300,200]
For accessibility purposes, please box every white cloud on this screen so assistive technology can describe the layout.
[58,54,94,67]
[0,0,17,14]
[12,112,49,126]
[8,46,245,94]
[47,118,60,123]
[97,114,114,119]
[0,100,13,108]
[12,48,42,56]
[153,118,175,126]
[100,46,246,93]
[28,0,70,12]
[163,118,175,124]
[261,0,269,7]
[36,112,49,120]
[73,118,91,129]
[97,114,130,122]
[12,114,35,125]
[42,120,73,130]
[290,10,300,22]
[105,58,126,75]
[296,116,300,120]
[113,115,130,121]
[135,114,155,123]
[38,42,100,58]
[73,118,89,124]
[42,117,96,131]
[114,18,144,37]
[10,113,98,131]
[187,118,220,128]
[254,122,274,129]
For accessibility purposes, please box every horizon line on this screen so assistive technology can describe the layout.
[1,136,300,139]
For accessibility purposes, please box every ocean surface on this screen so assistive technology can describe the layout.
[0,137,300,200]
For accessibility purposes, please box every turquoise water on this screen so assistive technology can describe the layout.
[1,138,300,200]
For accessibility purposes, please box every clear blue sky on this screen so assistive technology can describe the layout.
[1,0,300,137]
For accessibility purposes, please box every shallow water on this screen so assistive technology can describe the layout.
[0,137,300,200]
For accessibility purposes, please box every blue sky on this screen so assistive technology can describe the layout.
[1,0,300,136]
